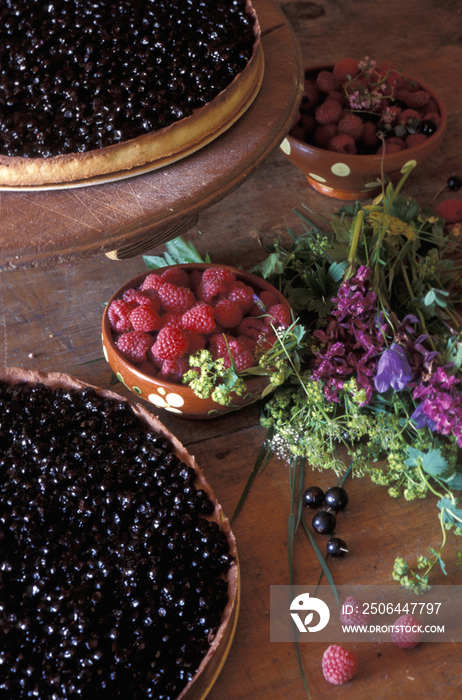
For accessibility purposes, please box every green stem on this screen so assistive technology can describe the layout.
[345,209,364,280]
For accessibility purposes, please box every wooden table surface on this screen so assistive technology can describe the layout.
[1,0,462,698]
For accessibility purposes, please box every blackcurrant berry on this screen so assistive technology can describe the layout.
[303,486,324,509]
[324,486,348,511]
[312,511,336,534]
[326,537,348,557]
[421,119,437,136]
[448,175,462,191]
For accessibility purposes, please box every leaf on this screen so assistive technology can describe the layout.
[405,448,455,480]
[444,471,462,491]
[436,498,462,526]
[142,236,205,269]
[250,252,285,279]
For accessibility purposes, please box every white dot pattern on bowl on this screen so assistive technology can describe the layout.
[308,172,327,183]
[148,391,184,413]
[279,138,291,155]
[331,163,351,177]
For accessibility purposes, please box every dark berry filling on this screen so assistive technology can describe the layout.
[0,0,256,158]
[0,380,233,699]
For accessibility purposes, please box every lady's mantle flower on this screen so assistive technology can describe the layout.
[374,344,412,393]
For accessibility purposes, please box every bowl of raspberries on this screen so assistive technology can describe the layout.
[280,56,447,200]
[102,263,292,419]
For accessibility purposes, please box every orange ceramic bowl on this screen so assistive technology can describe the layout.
[279,64,447,200]
[102,263,292,419]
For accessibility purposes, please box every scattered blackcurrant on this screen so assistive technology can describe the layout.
[326,537,348,557]
[303,486,324,509]
[421,119,437,136]
[312,510,336,535]
[324,486,349,511]
[448,175,462,191]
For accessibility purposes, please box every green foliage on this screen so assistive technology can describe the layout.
[143,236,209,269]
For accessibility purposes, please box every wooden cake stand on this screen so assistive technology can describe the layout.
[0,0,304,272]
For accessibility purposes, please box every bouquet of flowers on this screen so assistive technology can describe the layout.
[249,162,462,589]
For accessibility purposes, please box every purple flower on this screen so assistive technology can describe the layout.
[374,344,412,393]
[411,403,437,431]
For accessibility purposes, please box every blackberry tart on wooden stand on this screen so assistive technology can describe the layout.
[0,367,239,700]
[0,0,263,187]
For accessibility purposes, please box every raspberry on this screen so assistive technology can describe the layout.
[391,614,422,649]
[221,337,256,372]
[267,304,291,327]
[117,330,153,364]
[140,273,163,291]
[314,123,338,148]
[158,356,189,383]
[159,311,184,329]
[151,327,189,360]
[158,283,195,314]
[321,645,358,686]
[209,333,233,360]
[300,112,316,135]
[360,121,379,147]
[123,288,161,311]
[396,89,430,110]
[333,57,358,82]
[189,269,203,295]
[129,305,162,332]
[185,332,206,356]
[398,108,420,125]
[214,299,243,328]
[197,280,226,304]
[107,299,135,333]
[339,596,369,626]
[435,198,462,224]
[237,317,272,341]
[337,112,363,141]
[226,282,254,314]
[327,133,357,154]
[422,111,441,128]
[315,69,341,94]
[327,90,346,107]
[405,133,428,149]
[300,80,320,112]
[202,266,236,287]
[181,304,216,334]
[314,98,343,125]
[259,291,279,309]
[160,266,191,288]
[377,141,403,154]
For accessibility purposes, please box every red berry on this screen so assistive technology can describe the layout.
[158,282,195,314]
[151,327,189,360]
[227,282,255,313]
[140,273,163,291]
[327,133,357,154]
[333,57,359,82]
[160,266,191,288]
[267,304,291,327]
[129,305,162,332]
[398,108,420,125]
[185,332,206,356]
[339,596,369,626]
[391,614,422,649]
[158,356,189,383]
[395,89,430,110]
[337,112,364,141]
[237,317,272,341]
[214,299,243,328]
[316,69,341,94]
[314,98,343,125]
[117,330,153,364]
[322,645,358,686]
[159,311,184,329]
[300,80,320,112]
[202,266,236,287]
[435,198,462,224]
[360,121,379,147]
[314,123,338,148]
[181,304,216,334]
[107,299,135,333]
[405,133,428,149]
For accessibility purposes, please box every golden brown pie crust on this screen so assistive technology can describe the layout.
[0,2,262,188]
[0,366,239,700]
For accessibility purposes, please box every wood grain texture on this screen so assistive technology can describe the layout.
[1,0,462,698]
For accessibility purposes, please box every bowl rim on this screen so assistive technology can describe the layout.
[287,62,447,163]
[102,262,292,396]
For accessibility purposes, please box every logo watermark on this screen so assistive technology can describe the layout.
[271,585,461,642]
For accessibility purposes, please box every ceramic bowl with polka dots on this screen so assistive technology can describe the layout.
[279,64,447,200]
[101,263,292,419]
